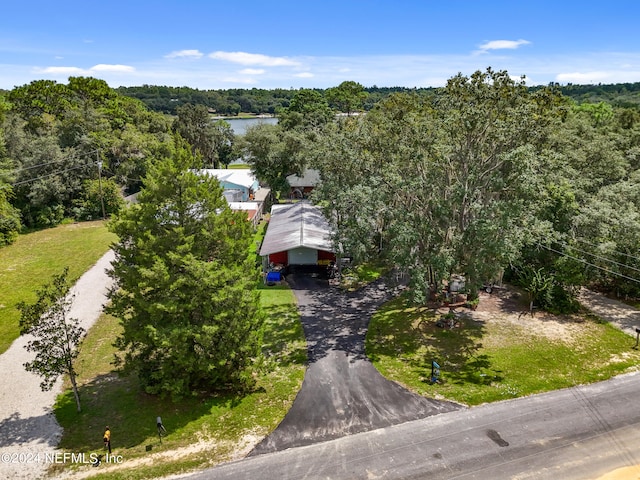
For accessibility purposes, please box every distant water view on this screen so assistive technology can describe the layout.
[221,117,278,135]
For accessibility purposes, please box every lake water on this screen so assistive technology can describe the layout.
[223,117,278,135]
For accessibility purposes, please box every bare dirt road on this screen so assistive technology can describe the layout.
[0,251,115,480]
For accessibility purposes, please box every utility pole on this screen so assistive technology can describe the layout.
[97,151,106,220]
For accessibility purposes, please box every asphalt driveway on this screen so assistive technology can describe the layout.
[250,273,461,455]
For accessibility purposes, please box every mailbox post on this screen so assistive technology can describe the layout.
[157,416,167,444]
[431,360,441,384]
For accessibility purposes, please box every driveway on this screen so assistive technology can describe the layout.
[578,288,640,336]
[250,274,461,455]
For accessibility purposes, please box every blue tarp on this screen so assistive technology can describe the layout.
[266,271,281,283]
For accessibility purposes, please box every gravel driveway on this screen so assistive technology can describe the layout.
[250,274,461,455]
[0,250,115,480]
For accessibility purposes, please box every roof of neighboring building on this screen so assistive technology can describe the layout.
[253,187,271,203]
[228,202,260,222]
[228,201,260,211]
[198,169,258,190]
[287,168,321,188]
[259,202,333,256]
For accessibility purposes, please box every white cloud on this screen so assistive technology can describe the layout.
[90,64,135,73]
[239,68,265,75]
[478,39,531,53]
[34,64,135,77]
[165,49,204,59]
[209,51,299,67]
[294,72,314,78]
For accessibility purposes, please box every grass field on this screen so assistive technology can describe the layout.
[51,220,307,479]
[366,294,640,406]
[51,285,305,479]
[0,221,116,354]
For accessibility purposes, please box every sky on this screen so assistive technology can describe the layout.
[2,0,640,91]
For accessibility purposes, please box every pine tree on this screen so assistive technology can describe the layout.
[107,137,264,399]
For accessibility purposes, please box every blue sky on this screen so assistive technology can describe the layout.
[2,0,640,90]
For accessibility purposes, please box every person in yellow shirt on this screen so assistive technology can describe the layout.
[103,426,111,454]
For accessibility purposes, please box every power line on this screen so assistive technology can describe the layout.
[11,149,99,175]
[562,242,640,275]
[540,244,640,285]
[575,237,640,264]
[12,164,92,186]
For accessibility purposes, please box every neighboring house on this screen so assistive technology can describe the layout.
[286,168,320,199]
[199,169,259,202]
[197,169,270,226]
[228,201,261,227]
[259,201,335,270]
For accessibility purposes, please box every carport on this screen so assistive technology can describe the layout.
[259,202,335,271]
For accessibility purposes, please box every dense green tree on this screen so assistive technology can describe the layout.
[107,137,264,399]
[311,69,563,302]
[326,81,368,115]
[4,77,172,225]
[277,89,334,130]
[210,119,237,168]
[243,123,306,197]
[572,172,640,297]
[72,178,125,220]
[173,104,237,168]
[173,103,216,165]
[0,96,21,245]
[18,268,84,412]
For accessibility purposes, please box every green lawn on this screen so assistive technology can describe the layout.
[340,260,390,291]
[51,221,305,479]
[0,221,116,354]
[366,296,640,406]
[52,285,305,479]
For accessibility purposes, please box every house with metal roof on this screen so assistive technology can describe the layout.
[198,169,259,201]
[286,168,321,199]
[259,202,335,268]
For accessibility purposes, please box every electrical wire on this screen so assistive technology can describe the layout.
[540,243,640,284]
[12,164,93,186]
[562,242,640,274]
[575,237,640,263]
[11,149,99,174]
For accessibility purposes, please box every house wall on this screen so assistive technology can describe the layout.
[317,250,336,265]
[268,251,288,265]
[219,182,250,201]
[288,247,318,265]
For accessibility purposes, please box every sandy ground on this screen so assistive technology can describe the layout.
[0,251,115,480]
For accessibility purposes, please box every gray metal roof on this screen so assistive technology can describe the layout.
[259,202,334,256]
[286,168,320,188]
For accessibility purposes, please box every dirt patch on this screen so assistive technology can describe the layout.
[467,288,588,345]
[55,432,264,480]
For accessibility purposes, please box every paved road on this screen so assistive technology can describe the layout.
[186,370,640,480]
[250,274,460,454]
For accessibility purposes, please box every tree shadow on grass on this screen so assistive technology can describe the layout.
[261,302,307,367]
[54,372,249,453]
[416,315,503,387]
[368,297,503,389]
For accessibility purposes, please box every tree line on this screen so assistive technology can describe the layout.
[114,82,640,116]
